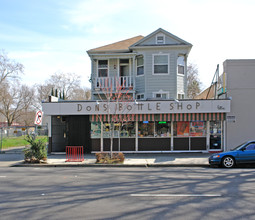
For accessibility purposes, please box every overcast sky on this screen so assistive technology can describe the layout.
[1,0,254,89]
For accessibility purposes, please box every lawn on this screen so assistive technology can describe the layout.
[0,136,48,149]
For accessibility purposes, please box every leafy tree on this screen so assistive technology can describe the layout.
[187,63,202,99]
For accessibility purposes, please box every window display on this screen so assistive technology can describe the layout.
[138,122,154,137]
[155,122,171,137]
[91,122,101,138]
[190,121,205,136]
[174,122,190,137]
[120,122,135,138]
[103,123,120,138]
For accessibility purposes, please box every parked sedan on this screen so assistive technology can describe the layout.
[209,141,255,168]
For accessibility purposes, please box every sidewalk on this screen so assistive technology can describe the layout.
[0,147,210,167]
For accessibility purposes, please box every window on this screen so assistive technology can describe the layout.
[178,65,184,74]
[245,144,255,151]
[91,122,101,138]
[155,122,171,137]
[178,94,184,99]
[120,122,136,138]
[138,122,154,137]
[153,54,169,74]
[177,56,185,75]
[136,94,144,100]
[156,35,165,44]
[137,56,144,76]
[154,91,168,99]
[98,60,108,77]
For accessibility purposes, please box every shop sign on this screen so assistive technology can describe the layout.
[42,100,231,115]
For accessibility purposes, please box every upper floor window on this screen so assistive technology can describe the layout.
[156,35,165,44]
[153,54,169,75]
[137,56,144,76]
[177,56,185,75]
[98,60,108,77]
[136,93,144,100]
[153,91,169,99]
[178,65,184,74]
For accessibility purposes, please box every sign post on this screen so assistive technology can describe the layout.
[34,111,43,138]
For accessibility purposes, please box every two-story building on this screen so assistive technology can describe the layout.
[42,28,231,154]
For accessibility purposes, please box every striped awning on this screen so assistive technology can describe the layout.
[90,113,225,122]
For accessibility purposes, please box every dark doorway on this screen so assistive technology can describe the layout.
[67,115,91,153]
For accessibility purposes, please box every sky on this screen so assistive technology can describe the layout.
[1,0,255,90]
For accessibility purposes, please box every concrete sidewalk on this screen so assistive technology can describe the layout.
[0,147,211,167]
[46,153,210,167]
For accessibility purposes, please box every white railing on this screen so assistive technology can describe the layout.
[94,76,133,90]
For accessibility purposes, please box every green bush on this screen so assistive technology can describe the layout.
[23,135,47,163]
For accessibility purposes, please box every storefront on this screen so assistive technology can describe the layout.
[43,99,230,153]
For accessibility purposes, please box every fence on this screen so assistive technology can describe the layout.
[66,146,84,162]
[0,125,48,151]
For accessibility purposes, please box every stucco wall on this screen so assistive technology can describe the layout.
[224,59,255,150]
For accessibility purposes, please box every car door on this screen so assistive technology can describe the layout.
[238,143,255,163]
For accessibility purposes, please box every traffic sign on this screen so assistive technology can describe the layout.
[34,110,43,125]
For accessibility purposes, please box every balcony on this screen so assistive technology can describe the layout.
[93,76,133,91]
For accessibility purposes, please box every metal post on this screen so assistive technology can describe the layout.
[0,127,3,153]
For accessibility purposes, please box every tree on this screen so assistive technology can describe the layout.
[70,87,91,100]
[96,77,134,158]
[45,72,81,100]
[187,63,202,99]
[0,50,24,85]
[0,82,35,126]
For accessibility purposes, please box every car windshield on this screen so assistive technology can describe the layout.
[231,142,247,151]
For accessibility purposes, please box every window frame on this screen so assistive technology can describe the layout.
[153,91,169,99]
[97,59,109,77]
[156,34,165,44]
[136,93,145,100]
[136,56,144,76]
[152,54,169,75]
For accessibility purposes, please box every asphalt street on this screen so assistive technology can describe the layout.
[0,166,255,220]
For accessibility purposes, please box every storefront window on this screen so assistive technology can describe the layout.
[120,122,135,138]
[174,122,190,137]
[155,122,171,137]
[103,122,120,138]
[138,121,154,137]
[190,121,206,136]
[91,122,101,139]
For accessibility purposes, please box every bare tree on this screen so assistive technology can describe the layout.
[0,82,35,126]
[70,87,91,100]
[45,72,81,99]
[0,50,24,85]
[187,63,202,99]
[96,78,134,157]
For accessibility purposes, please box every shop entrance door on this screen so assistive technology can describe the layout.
[67,115,91,153]
[209,121,222,151]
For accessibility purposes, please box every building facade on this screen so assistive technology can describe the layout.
[42,28,231,153]
[218,59,255,150]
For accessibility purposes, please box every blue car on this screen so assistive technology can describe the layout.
[209,141,255,168]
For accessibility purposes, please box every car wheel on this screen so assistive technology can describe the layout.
[222,156,235,168]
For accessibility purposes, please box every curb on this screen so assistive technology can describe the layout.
[11,162,210,168]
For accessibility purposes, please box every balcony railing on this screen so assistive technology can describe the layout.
[94,76,133,91]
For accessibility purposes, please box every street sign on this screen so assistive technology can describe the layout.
[34,110,43,125]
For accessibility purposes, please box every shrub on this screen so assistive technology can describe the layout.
[23,135,47,163]
[95,152,125,164]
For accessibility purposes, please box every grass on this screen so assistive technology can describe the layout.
[0,136,48,149]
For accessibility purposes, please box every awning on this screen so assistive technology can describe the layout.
[90,113,225,122]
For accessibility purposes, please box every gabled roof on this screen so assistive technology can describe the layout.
[87,35,144,54]
[130,28,192,48]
